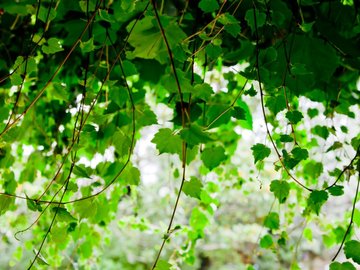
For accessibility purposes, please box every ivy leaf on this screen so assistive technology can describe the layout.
[180,124,213,146]
[286,110,303,124]
[201,146,227,170]
[306,190,328,215]
[52,207,77,222]
[198,0,219,13]
[42,38,64,54]
[251,143,271,163]
[270,180,290,204]
[264,212,280,230]
[344,240,360,264]
[330,262,356,270]
[152,128,182,155]
[182,177,203,199]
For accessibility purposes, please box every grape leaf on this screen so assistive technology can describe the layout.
[180,124,213,146]
[201,146,227,170]
[251,143,271,163]
[286,110,303,124]
[270,180,290,204]
[154,259,172,270]
[152,128,182,155]
[306,190,328,215]
[264,212,280,230]
[198,0,219,13]
[330,262,356,270]
[42,38,64,54]
[52,207,77,222]
[344,240,360,264]
[182,177,203,199]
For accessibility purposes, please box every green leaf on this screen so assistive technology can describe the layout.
[245,9,266,33]
[180,124,213,146]
[251,143,271,163]
[193,83,214,100]
[265,95,286,115]
[38,5,56,23]
[259,234,273,248]
[42,38,64,54]
[52,207,77,222]
[182,177,203,199]
[291,147,308,161]
[73,165,92,179]
[200,146,227,170]
[0,196,14,215]
[286,110,303,124]
[80,37,95,53]
[264,212,280,230]
[280,134,294,143]
[354,209,360,227]
[198,0,219,13]
[312,125,330,140]
[74,199,97,220]
[121,165,141,186]
[306,190,328,215]
[205,44,222,59]
[152,128,182,155]
[232,107,246,120]
[307,108,319,118]
[26,195,42,212]
[236,100,253,130]
[344,240,360,264]
[328,185,344,196]
[326,142,343,152]
[270,180,290,204]
[154,259,172,270]
[330,261,356,270]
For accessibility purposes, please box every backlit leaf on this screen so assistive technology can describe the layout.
[270,180,290,204]
[251,143,271,163]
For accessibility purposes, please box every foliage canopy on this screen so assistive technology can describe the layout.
[0,0,359,269]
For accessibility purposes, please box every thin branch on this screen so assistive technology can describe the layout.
[252,2,311,191]
[332,171,360,261]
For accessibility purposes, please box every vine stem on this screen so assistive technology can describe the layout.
[332,170,360,261]
[150,1,189,268]
[252,2,311,192]
[0,0,104,138]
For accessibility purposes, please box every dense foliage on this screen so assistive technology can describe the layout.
[0,0,359,269]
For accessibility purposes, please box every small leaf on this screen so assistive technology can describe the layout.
[73,165,92,179]
[52,207,77,222]
[180,124,213,146]
[42,38,64,54]
[330,261,356,270]
[200,146,227,170]
[260,234,273,248]
[154,259,172,270]
[280,134,293,143]
[265,95,286,115]
[312,125,330,140]
[286,110,303,124]
[80,37,95,53]
[251,143,271,163]
[264,212,280,230]
[328,185,344,196]
[193,83,214,100]
[326,142,343,152]
[198,0,219,13]
[232,106,246,120]
[306,190,328,215]
[344,240,360,264]
[245,9,266,33]
[152,128,182,155]
[182,177,203,199]
[270,180,290,204]
[291,147,308,161]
